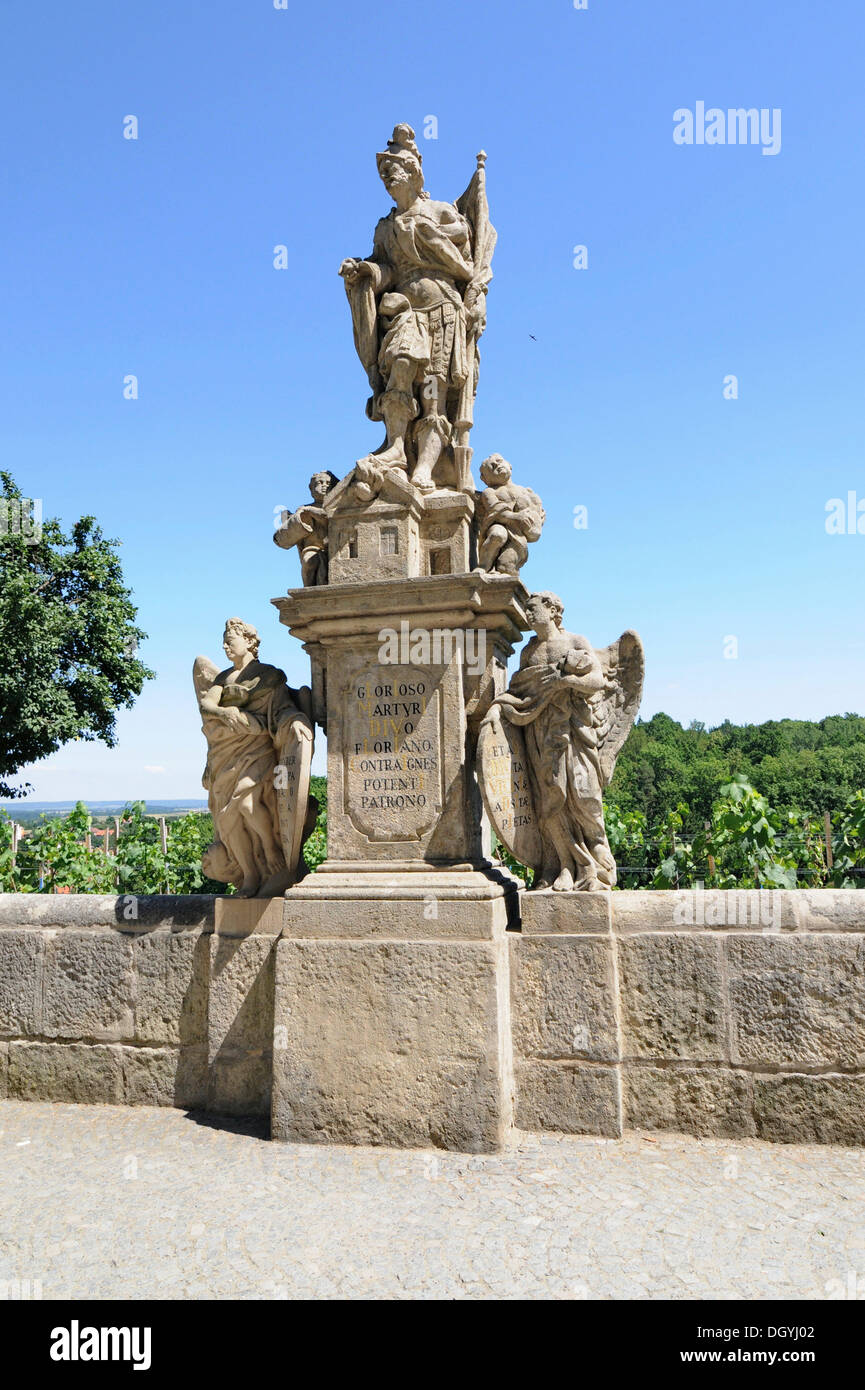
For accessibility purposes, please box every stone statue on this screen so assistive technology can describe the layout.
[339,123,496,494]
[193,618,317,897]
[474,454,545,574]
[478,593,644,892]
[273,470,339,586]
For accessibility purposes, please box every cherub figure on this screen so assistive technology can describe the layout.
[474,454,545,575]
[273,470,339,586]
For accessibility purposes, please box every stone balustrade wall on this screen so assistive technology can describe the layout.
[1,890,864,1148]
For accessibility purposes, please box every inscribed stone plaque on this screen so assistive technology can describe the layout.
[477,709,542,870]
[344,665,443,841]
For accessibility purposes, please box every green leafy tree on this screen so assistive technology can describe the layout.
[302,775,328,872]
[830,790,865,888]
[0,473,154,797]
[164,812,227,894]
[650,803,700,889]
[13,801,117,893]
[698,779,798,890]
[608,711,865,824]
[604,805,648,889]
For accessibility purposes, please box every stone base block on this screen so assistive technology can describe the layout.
[520,891,612,935]
[284,867,520,938]
[514,1060,621,1137]
[207,925,276,1117]
[753,1073,865,1146]
[624,1064,756,1139]
[272,909,514,1151]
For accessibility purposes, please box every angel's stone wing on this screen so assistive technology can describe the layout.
[192,655,222,706]
[592,630,645,787]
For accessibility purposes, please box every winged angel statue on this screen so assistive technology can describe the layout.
[339,123,496,493]
[193,618,317,897]
[480,593,645,892]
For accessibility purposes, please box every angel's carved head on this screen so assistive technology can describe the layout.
[527,591,564,633]
[223,618,260,664]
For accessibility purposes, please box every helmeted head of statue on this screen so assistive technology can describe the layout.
[376,124,428,201]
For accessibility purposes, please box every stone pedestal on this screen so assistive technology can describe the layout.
[273,568,528,869]
[270,506,527,1150]
[272,901,514,1152]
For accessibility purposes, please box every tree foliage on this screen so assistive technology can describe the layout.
[0,473,154,797]
[0,790,332,894]
[607,711,865,825]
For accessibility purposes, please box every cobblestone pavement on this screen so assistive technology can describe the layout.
[1,1100,863,1300]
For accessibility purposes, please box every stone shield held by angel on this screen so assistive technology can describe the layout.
[479,592,644,891]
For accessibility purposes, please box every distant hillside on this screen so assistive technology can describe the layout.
[607,713,865,825]
[4,714,864,832]
[1,799,208,824]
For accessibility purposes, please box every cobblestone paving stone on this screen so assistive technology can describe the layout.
[1,1100,863,1300]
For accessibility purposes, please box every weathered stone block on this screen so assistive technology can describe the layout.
[208,934,275,1062]
[213,898,284,939]
[790,890,865,932]
[520,891,611,935]
[132,930,208,1047]
[42,931,134,1041]
[612,892,687,934]
[618,934,727,1060]
[0,930,41,1035]
[514,1061,621,1137]
[509,935,618,1061]
[283,881,513,939]
[753,1074,865,1146]
[272,936,512,1151]
[0,893,216,931]
[121,1046,179,1107]
[624,1064,756,1139]
[0,1041,7,1099]
[612,890,796,933]
[7,1041,123,1103]
[208,1053,271,1117]
[174,1045,208,1110]
[727,934,865,1068]
[207,932,275,1115]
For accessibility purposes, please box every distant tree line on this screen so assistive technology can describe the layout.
[606,712,865,826]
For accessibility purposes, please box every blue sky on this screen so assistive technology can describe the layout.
[2,0,863,800]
